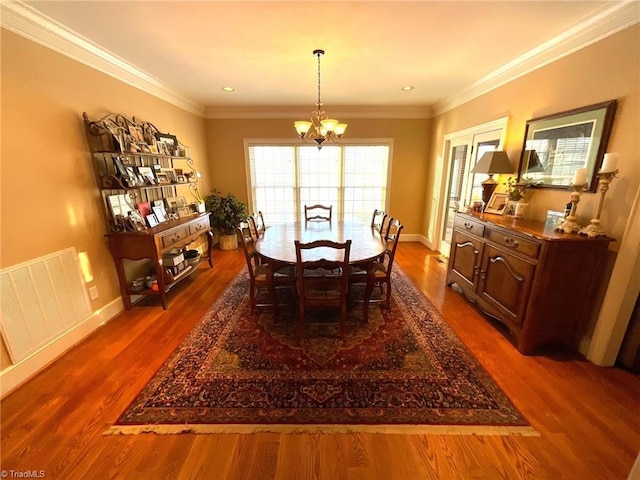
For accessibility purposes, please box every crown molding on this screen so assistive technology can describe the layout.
[3,1,637,120]
[204,105,433,119]
[433,1,640,116]
[0,1,205,117]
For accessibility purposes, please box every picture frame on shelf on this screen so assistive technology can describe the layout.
[137,166,156,185]
[137,201,152,218]
[108,194,134,218]
[177,206,193,218]
[154,132,178,156]
[517,100,617,192]
[484,192,509,215]
[165,196,186,210]
[152,205,167,223]
[161,168,178,183]
[155,172,170,185]
[146,213,159,228]
[176,175,187,183]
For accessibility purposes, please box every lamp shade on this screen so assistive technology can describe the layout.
[472,151,514,175]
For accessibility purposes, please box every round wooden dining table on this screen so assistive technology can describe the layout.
[254,221,387,322]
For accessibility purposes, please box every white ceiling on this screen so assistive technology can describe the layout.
[8,1,640,116]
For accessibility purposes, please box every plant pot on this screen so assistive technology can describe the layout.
[219,233,238,251]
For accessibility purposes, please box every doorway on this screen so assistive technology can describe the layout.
[432,118,508,257]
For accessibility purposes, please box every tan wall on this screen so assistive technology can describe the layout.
[427,24,639,249]
[0,29,209,367]
[206,118,432,235]
[426,24,639,340]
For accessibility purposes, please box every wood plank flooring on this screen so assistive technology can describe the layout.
[1,243,639,479]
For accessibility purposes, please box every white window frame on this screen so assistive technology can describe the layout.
[243,138,394,223]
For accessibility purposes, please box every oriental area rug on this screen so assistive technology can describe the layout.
[107,265,536,435]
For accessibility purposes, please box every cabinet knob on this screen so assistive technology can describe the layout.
[504,237,519,248]
[464,222,473,230]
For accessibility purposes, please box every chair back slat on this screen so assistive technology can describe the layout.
[304,204,332,223]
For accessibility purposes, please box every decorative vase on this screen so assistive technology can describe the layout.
[218,233,238,251]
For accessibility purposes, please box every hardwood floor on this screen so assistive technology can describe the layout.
[1,243,639,479]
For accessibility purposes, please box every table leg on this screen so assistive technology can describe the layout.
[363,260,375,323]
[266,261,279,320]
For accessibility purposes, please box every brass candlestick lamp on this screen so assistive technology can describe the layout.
[579,153,620,238]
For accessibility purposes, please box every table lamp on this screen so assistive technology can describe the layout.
[472,151,514,207]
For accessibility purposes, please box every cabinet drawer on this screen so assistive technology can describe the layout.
[189,217,210,235]
[454,216,485,237]
[162,227,190,248]
[488,229,540,259]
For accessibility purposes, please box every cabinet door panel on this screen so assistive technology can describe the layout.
[449,230,483,290]
[478,245,535,328]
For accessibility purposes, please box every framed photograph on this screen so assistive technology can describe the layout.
[165,196,186,210]
[154,132,178,156]
[517,100,617,192]
[177,206,193,218]
[137,166,156,185]
[137,201,152,218]
[176,175,187,183]
[146,213,159,228]
[484,192,509,215]
[155,172,170,185]
[152,205,167,222]
[161,168,178,183]
[108,194,134,218]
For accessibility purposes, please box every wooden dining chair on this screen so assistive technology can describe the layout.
[304,204,332,223]
[295,239,351,337]
[252,211,266,237]
[371,209,387,232]
[247,216,260,242]
[238,224,295,317]
[380,214,392,238]
[350,220,403,309]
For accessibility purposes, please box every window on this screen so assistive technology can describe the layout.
[247,143,390,223]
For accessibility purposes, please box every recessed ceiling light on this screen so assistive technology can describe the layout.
[222,86,235,92]
[401,86,414,92]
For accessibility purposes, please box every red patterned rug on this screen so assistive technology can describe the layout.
[108,265,535,435]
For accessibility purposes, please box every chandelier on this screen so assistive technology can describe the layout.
[294,49,347,149]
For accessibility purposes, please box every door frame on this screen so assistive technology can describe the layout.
[429,117,509,255]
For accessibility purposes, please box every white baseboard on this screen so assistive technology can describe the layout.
[0,297,124,399]
[400,233,433,249]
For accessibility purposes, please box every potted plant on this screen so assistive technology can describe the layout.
[504,177,535,217]
[204,190,249,250]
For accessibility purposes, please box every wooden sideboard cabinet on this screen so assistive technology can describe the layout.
[446,211,612,354]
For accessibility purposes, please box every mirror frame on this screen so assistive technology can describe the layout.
[517,100,617,192]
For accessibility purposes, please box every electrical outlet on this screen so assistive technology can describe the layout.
[89,286,99,300]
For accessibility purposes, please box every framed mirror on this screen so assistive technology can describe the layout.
[517,100,617,192]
